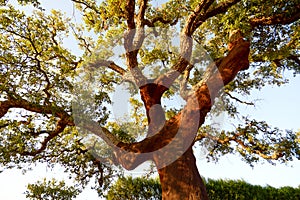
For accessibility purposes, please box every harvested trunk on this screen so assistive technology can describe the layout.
[154,39,250,200]
[115,37,250,199]
[157,147,208,200]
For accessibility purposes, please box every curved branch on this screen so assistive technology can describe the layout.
[21,118,68,156]
[89,59,127,75]
[113,38,250,169]
[0,97,73,126]
[71,0,101,15]
[1,97,123,159]
[2,36,250,171]
[252,53,300,71]
[156,0,243,91]
[225,91,255,106]
[0,101,10,118]
[183,0,214,36]
[250,4,300,28]
[189,0,242,35]
[80,119,121,147]
[205,0,242,19]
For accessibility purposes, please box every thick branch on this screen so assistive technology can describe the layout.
[183,0,214,36]
[0,97,73,126]
[124,51,148,87]
[0,101,10,118]
[80,119,121,147]
[137,0,148,27]
[288,55,300,66]
[115,38,250,169]
[155,0,242,95]
[2,37,250,171]
[252,53,300,70]
[250,4,300,28]
[89,59,127,75]
[125,0,136,29]
[1,97,123,158]
[205,0,242,19]
[190,0,241,33]
[122,0,148,86]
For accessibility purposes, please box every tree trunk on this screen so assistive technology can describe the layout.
[157,146,208,200]
[116,37,250,199]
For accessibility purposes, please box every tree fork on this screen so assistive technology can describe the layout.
[154,35,250,200]
[140,83,167,137]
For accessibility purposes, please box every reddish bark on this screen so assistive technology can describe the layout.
[157,147,208,200]
[115,38,250,199]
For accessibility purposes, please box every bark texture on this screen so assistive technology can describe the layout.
[157,147,208,200]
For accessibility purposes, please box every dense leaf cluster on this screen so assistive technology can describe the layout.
[106,176,162,200]
[25,178,80,200]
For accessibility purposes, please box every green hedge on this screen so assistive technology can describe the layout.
[107,176,300,200]
[204,178,300,200]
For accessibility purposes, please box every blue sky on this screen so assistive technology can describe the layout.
[0,0,299,199]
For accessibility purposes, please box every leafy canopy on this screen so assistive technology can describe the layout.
[25,178,80,200]
[0,0,299,197]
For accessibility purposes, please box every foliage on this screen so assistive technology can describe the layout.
[108,176,300,200]
[106,176,162,200]
[205,178,300,200]
[25,178,80,200]
[0,0,299,198]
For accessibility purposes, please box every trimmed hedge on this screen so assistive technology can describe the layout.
[204,178,300,200]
